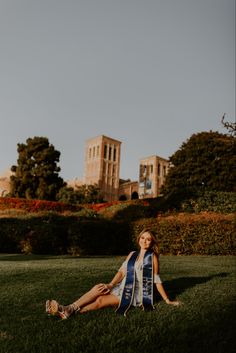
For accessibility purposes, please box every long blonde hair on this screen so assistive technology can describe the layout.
[136,228,159,255]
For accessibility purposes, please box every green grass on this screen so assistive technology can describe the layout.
[0,254,235,353]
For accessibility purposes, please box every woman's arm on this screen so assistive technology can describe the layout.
[153,254,180,306]
[106,270,125,290]
[105,251,134,291]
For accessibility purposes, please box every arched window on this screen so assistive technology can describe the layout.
[131,191,139,200]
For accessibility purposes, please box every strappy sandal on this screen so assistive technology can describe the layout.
[46,300,59,316]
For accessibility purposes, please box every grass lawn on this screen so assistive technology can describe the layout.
[0,254,235,353]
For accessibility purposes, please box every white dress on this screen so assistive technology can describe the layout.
[110,257,162,306]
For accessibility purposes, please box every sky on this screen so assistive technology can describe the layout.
[0,0,235,182]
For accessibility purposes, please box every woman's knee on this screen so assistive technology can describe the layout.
[95,296,104,309]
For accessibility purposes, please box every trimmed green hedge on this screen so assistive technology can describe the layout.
[0,213,131,255]
[67,219,131,255]
[0,213,68,254]
[131,213,235,255]
[0,212,235,255]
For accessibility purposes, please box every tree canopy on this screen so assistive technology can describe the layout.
[10,137,65,200]
[56,184,104,204]
[162,131,236,202]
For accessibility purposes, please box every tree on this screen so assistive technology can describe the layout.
[162,131,236,204]
[10,137,65,200]
[56,184,104,204]
[221,114,236,137]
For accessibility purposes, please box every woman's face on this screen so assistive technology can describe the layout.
[138,232,152,250]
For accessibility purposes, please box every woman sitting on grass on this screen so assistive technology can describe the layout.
[46,229,180,319]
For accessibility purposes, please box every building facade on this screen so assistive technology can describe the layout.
[0,136,170,202]
[118,180,139,200]
[0,170,12,197]
[83,135,169,201]
[83,135,121,202]
[138,155,169,199]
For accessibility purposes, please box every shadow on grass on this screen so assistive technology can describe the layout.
[161,272,230,299]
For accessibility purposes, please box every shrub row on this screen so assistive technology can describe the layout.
[0,212,235,255]
[0,213,132,255]
[132,213,235,255]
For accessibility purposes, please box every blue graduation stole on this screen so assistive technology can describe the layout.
[116,250,154,316]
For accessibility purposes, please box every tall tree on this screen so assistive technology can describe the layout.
[162,131,236,202]
[10,137,65,200]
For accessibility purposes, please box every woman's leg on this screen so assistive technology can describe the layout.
[71,283,110,310]
[79,294,119,313]
[46,283,114,319]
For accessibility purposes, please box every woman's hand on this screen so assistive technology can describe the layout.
[96,283,111,294]
[165,298,181,306]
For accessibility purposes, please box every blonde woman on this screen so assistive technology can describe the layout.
[46,229,180,319]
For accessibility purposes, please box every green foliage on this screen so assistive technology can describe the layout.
[97,200,152,221]
[10,136,65,201]
[0,212,235,255]
[56,186,81,204]
[0,213,68,254]
[132,213,235,255]
[181,191,236,213]
[67,219,131,256]
[56,184,104,204]
[72,208,99,219]
[151,191,236,214]
[162,131,236,205]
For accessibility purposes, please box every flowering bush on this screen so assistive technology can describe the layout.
[0,197,80,213]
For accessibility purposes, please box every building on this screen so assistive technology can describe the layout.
[0,170,12,196]
[83,135,121,202]
[0,136,170,202]
[138,155,169,199]
[82,135,169,201]
[118,180,139,200]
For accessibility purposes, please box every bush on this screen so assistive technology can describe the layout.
[151,191,236,214]
[132,213,235,255]
[0,213,68,254]
[97,199,152,221]
[0,209,235,256]
[0,214,132,255]
[181,191,236,213]
[67,219,132,256]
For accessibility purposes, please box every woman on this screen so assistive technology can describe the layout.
[46,229,180,319]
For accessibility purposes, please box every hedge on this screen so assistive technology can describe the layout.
[0,213,131,255]
[0,212,235,255]
[131,213,235,255]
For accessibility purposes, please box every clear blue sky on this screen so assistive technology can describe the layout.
[0,0,235,181]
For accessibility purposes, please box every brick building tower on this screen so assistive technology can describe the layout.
[138,155,169,198]
[84,135,121,202]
